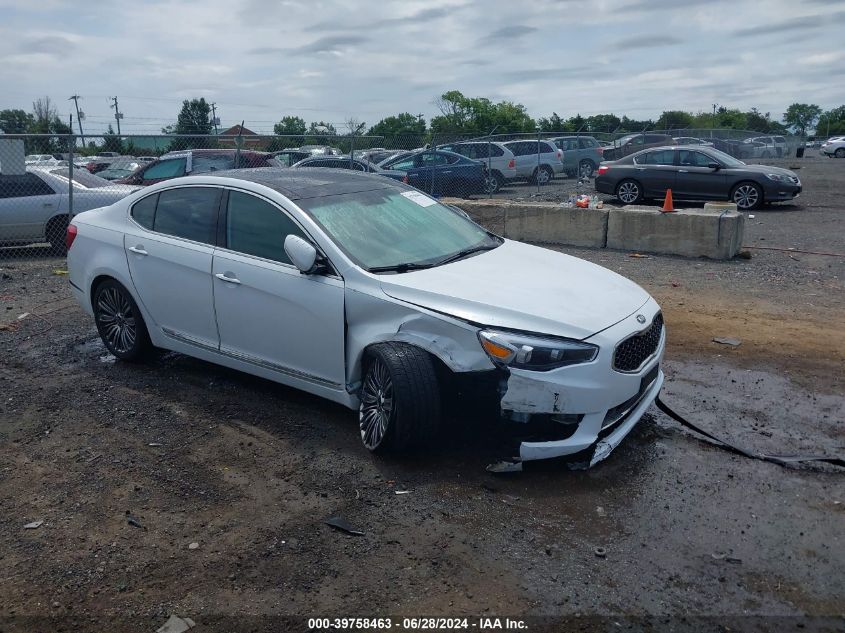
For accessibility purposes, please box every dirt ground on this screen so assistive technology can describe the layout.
[1,155,844,632]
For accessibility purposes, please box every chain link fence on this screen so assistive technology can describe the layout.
[0,128,805,267]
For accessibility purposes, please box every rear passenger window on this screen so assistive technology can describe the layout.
[225,191,306,264]
[637,150,675,165]
[192,155,234,173]
[131,194,158,230]
[153,187,220,244]
[0,173,55,198]
[579,138,596,149]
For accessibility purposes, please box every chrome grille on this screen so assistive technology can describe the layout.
[613,313,663,372]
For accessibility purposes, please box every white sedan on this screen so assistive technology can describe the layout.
[0,167,139,254]
[67,169,665,466]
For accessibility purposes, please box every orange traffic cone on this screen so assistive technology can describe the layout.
[660,188,674,213]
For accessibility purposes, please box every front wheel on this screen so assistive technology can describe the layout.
[616,179,643,205]
[732,182,763,210]
[483,171,503,194]
[836,148,845,158]
[533,165,554,185]
[578,160,595,178]
[359,343,441,453]
[93,279,152,361]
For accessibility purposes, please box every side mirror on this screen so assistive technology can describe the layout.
[707,162,720,170]
[284,235,318,274]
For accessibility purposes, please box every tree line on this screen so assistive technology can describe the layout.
[3,93,844,156]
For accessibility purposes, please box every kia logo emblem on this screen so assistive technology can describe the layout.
[636,314,647,324]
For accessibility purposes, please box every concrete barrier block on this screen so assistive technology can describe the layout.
[445,199,608,248]
[606,206,745,259]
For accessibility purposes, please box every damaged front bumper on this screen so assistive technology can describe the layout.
[499,299,665,466]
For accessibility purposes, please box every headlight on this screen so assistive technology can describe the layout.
[478,330,598,371]
[765,173,789,182]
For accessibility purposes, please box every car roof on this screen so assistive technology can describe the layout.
[163,149,270,158]
[194,167,394,200]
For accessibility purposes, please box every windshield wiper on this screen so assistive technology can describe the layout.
[367,262,437,274]
[433,243,500,266]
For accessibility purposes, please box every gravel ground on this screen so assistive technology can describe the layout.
[0,156,843,632]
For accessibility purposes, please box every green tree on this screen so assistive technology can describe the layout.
[429,90,534,137]
[367,113,426,148]
[307,121,337,136]
[0,108,34,134]
[782,103,822,137]
[537,112,565,133]
[102,124,123,154]
[585,113,621,134]
[816,105,845,137]
[654,110,693,131]
[27,97,72,153]
[162,98,214,149]
[273,115,307,136]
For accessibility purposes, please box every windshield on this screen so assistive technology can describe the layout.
[298,188,500,271]
[49,168,115,188]
[707,149,746,167]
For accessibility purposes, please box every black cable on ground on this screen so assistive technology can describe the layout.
[655,397,845,469]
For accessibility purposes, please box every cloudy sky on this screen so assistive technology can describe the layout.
[2,0,845,135]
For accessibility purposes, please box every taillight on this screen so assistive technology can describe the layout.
[86,162,95,171]
[66,224,78,250]
[556,150,562,159]
[402,175,409,184]
[597,165,610,175]
[508,158,515,169]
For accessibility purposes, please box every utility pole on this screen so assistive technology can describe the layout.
[110,96,123,135]
[211,103,220,135]
[68,95,85,145]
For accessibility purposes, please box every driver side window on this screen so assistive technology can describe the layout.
[225,190,307,265]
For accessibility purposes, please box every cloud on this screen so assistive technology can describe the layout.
[250,35,369,56]
[617,0,718,13]
[20,34,77,56]
[500,66,594,82]
[479,25,537,44]
[615,34,683,49]
[306,4,464,31]
[733,10,845,36]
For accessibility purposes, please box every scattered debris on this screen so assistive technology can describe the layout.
[712,337,742,347]
[24,520,43,529]
[324,516,365,536]
[394,490,412,495]
[148,442,163,447]
[17,312,30,320]
[737,250,753,259]
[596,506,606,517]
[156,615,196,633]
[726,556,742,564]
[52,269,68,276]
[748,215,755,219]
[594,547,607,558]
[628,253,650,259]
[188,542,200,550]
[125,511,145,530]
[486,460,523,474]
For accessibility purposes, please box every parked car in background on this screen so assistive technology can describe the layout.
[96,162,142,181]
[24,154,61,166]
[299,145,341,156]
[0,167,139,254]
[501,140,563,185]
[743,136,787,158]
[356,149,406,165]
[548,136,604,178]
[115,149,279,186]
[602,134,675,161]
[86,154,134,174]
[820,136,845,158]
[595,145,801,210]
[137,156,157,163]
[380,149,487,197]
[273,149,312,167]
[435,141,517,193]
[292,156,382,172]
[672,137,714,147]
[67,168,664,465]
[377,151,413,167]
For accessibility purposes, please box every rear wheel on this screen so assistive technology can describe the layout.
[93,279,152,361]
[578,159,596,178]
[836,148,845,158]
[359,343,441,453]
[484,171,504,194]
[533,165,554,185]
[732,182,763,210]
[46,215,69,256]
[616,179,643,205]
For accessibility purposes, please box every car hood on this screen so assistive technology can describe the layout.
[734,164,798,178]
[378,240,651,340]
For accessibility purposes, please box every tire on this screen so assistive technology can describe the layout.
[46,215,69,256]
[731,181,763,210]
[358,342,441,453]
[533,165,554,185]
[578,160,596,178]
[93,279,152,362]
[484,171,503,194]
[616,179,643,205]
[836,148,845,158]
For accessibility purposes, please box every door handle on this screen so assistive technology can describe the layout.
[215,272,241,285]
[43,202,53,208]
[128,246,148,256]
